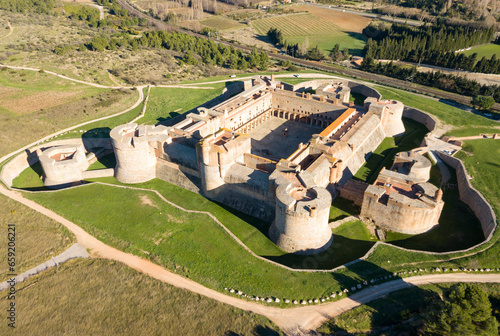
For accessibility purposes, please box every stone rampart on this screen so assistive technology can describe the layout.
[437,152,497,239]
[402,107,437,132]
[348,82,382,99]
[340,117,386,185]
[82,168,115,179]
[156,159,201,193]
[1,138,111,187]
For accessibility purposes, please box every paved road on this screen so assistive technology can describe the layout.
[0,243,89,290]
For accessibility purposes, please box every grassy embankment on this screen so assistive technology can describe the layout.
[461,43,500,58]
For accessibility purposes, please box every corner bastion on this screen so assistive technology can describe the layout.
[359,149,443,234]
[269,167,332,255]
[38,144,89,189]
[110,123,169,184]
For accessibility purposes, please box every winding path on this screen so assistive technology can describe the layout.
[2,183,500,334]
[1,21,13,39]
[1,65,499,334]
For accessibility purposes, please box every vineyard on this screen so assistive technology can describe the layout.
[252,13,367,55]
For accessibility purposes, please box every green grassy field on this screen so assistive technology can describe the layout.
[461,43,500,58]
[138,84,227,125]
[456,139,500,217]
[251,14,367,55]
[0,258,281,335]
[446,126,500,137]
[354,118,429,183]
[375,86,497,128]
[24,181,344,300]
[201,16,245,30]
[0,70,138,157]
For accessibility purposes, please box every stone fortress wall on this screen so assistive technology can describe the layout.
[1,138,112,188]
[437,152,497,239]
[2,76,457,255]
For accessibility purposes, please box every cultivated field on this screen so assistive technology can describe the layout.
[0,258,280,335]
[461,43,500,59]
[252,13,368,55]
[293,4,372,33]
[200,15,244,31]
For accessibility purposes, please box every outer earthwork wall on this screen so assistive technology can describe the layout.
[437,152,497,239]
[1,138,111,188]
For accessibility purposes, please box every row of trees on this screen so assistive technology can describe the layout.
[0,0,56,14]
[363,22,496,73]
[362,57,500,103]
[57,29,270,71]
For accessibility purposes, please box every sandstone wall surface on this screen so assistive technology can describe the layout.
[1,138,111,187]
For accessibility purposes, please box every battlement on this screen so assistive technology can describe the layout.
[38,144,89,188]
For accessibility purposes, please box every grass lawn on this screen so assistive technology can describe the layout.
[200,16,245,30]
[354,118,429,183]
[461,43,500,59]
[0,258,281,336]
[329,197,361,221]
[251,13,367,55]
[446,126,500,137]
[88,153,116,170]
[375,86,497,128]
[51,87,145,141]
[24,181,349,300]
[0,194,75,282]
[137,84,227,125]
[456,139,500,217]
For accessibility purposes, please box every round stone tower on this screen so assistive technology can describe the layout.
[365,98,405,137]
[270,184,332,255]
[110,123,156,184]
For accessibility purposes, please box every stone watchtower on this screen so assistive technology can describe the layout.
[269,169,332,255]
[364,98,405,137]
[110,123,157,184]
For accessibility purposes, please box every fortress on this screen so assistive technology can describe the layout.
[33,75,444,255]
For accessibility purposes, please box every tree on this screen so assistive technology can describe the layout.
[472,95,495,110]
[426,283,498,336]
[329,43,341,61]
[306,45,324,61]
